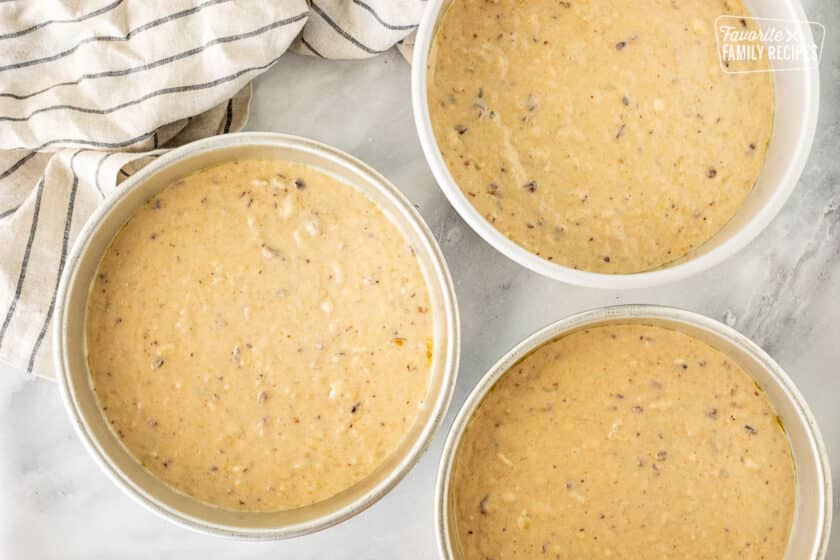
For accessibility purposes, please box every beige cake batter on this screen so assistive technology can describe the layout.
[428,0,774,273]
[86,160,434,512]
[452,324,795,559]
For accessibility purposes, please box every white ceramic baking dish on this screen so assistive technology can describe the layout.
[435,305,831,559]
[54,132,460,539]
[412,0,820,288]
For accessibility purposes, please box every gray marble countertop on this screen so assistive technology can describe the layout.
[2,3,838,556]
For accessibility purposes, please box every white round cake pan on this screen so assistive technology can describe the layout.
[54,132,461,539]
[436,305,831,560]
[412,0,820,288]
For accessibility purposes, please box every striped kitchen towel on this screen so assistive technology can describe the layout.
[0,0,424,379]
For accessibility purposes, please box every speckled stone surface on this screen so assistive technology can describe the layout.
[1,2,837,556]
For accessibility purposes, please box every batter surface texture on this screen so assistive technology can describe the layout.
[87,160,434,512]
[452,324,795,559]
[428,0,773,273]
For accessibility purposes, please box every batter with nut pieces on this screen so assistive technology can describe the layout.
[452,324,795,559]
[428,0,773,272]
[86,160,434,511]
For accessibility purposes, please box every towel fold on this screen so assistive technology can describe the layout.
[0,0,424,378]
